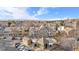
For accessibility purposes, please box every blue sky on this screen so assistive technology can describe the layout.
[0,7,79,20]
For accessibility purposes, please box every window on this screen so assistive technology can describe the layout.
[49,45,52,47]
[44,44,48,49]
[34,44,37,47]
[77,38,79,41]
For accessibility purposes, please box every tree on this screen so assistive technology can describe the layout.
[8,22,11,27]
[60,21,64,26]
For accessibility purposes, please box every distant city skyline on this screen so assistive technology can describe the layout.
[0,7,79,20]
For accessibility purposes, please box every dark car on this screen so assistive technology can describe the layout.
[15,43,20,48]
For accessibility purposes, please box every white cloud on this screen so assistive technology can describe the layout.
[0,7,68,21]
[0,7,39,20]
[34,7,48,17]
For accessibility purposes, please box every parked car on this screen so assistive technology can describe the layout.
[17,45,25,51]
[15,43,20,48]
[15,43,32,51]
